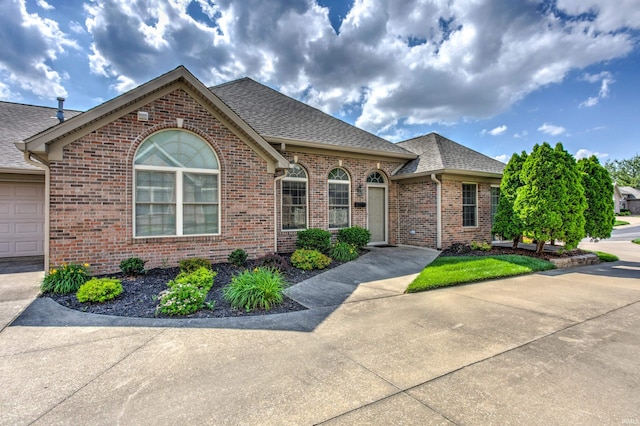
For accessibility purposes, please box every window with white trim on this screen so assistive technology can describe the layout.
[134,130,220,237]
[282,164,307,230]
[462,183,477,227]
[328,168,350,229]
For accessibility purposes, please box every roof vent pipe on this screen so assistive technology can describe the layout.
[56,97,65,123]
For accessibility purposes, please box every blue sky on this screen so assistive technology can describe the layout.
[2,0,639,162]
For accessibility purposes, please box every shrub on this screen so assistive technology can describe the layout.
[77,278,123,303]
[119,257,146,276]
[41,263,91,295]
[170,267,216,292]
[337,226,371,249]
[470,241,492,251]
[223,267,285,312]
[296,228,332,253]
[157,282,208,316]
[331,242,359,262]
[291,249,331,270]
[253,253,290,272]
[228,249,248,267]
[618,209,631,216]
[179,257,211,273]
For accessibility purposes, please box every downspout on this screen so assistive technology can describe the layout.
[430,174,442,250]
[23,152,51,272]
[273,169,288,253]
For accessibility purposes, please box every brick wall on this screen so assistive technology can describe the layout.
[397,180,438,247]
[48,89,276,274]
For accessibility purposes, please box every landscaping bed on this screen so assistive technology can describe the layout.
[41,254,355,319]
[442,243,594,260]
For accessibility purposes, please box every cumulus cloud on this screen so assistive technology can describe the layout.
[575,149,608,160]
[482,125,507,136]
[538,123,566,136]
[579,71,614,108]
[79,0,639,128]
[514,130,528,139]
[494,154,510,163]
[0,0,78,100]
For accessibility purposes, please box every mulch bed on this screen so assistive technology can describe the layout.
[41,253,354,319]
[441,243,592,260]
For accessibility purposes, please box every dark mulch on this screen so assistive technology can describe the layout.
[41,254,355,319]
[441,243,593,260]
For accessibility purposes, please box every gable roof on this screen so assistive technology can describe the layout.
[19,66,290,172]
[618,186,640,199]
[394,132,505,178]
[210,78,415,159]
[0,101,81,173]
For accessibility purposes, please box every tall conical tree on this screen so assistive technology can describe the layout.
[577,155,615,240]
[493,151,527,248]
[515,142,586,254]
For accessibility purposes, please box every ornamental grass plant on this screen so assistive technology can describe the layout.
[41,262,91,295]
[223,267,285,312]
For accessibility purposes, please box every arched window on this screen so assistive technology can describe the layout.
[134,130,220,237]
[328,168,350,229]
[366,171,386,184]
[281,164,308,230]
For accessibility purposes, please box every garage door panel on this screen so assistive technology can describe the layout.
[0,182,44,257]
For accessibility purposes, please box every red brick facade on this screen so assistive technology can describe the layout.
[46,87,499,274]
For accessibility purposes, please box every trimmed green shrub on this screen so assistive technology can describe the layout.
[296,228,332,253]
[618,209,631,216]
[254,253,290,272]
[41,263,91,295]
[179,257,211,273]
[228,249,248,267]
[223,267,285,312]
[77,278,123,303]
[337,226,371,249]
[291,249,331,270]
[331,242,359,262]
[470,241,492,251]
[157,283,208,316]
[170,267,216,291]
[119,257,146,276]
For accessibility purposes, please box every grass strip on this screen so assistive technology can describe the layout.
[589,251,619,262]
[632,239,640,245]
[614,220,630,226]
[406,255,555,293]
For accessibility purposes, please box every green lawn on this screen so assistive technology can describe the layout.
[589,251,619,262]
[633,239,640,245]
[406,255,555,293]
[614,220,630,226]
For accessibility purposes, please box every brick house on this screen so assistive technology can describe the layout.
[7,66,504,274]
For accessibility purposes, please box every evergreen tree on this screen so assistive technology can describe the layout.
[577,155,615,240]
[515,142,586,254]
[492,151,527,248]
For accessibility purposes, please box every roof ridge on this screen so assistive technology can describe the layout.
[0,100,83,113]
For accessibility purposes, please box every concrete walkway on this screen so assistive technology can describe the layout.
[1,227,639,424]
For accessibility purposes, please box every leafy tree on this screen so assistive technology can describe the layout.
[514,142,586,254]
[605,154,640,188]
[577,156,615,240]
[493,151,527,248]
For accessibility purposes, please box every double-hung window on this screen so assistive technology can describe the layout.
[134,130,220,237]
[462,183,477,227]
[282,164,308,230]
[328,168,350,229]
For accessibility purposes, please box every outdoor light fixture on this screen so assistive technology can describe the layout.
[357,184,363,196]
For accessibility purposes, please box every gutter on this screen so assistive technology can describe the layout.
[430,174,442,250]
[22,151,51,272]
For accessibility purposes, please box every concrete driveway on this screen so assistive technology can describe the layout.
[1,224,639,425]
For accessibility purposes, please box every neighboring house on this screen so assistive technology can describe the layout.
[7,66,504,274]
[615,184,640,214]
[0,101,80,258]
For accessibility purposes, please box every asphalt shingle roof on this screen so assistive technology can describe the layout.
[210,78,413,157]
[395,132,505,176]
[618,186,640,199]
[0,101,81,171]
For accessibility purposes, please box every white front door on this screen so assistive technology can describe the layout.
[0,182,45,257]
[367,186,386,244]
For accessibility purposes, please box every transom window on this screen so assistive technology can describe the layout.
[366,171,386,184]
[282,164,308,230]
[462,183,477,227]
[134,130,220,237]
[328,168,350,229]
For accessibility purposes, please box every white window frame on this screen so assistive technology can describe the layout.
[328,168,351,229]
[133,131,220,238]
[490,185,500,226]
[462,183,478,228]
[281,164,308,231]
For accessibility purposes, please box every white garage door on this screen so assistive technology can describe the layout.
[0,182,45,257]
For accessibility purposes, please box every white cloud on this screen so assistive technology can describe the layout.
[483,125,507,136]
[494,154,510,163]
[538,123,566,136]
[36,0,54,11]
[579,71,614,107]
[514,130,528,139]
[575,149,608,160]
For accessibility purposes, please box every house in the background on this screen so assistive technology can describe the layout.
[5,66,504,274]
[615,184,640,214]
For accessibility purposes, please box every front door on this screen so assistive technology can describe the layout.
[367,186,386,244]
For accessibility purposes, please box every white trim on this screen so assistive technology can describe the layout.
[280,164,308,231]
[328,167,351,230]
[462,182,478,228]
[366,171,388,244]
